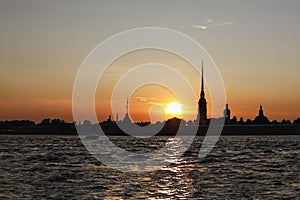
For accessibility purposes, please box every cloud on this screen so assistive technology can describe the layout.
[132,96,158,103]
[132,96,148,102]
[194,25,208,30]
[206,18,214,23]
[194,20,235,30]
[211,21,235,27]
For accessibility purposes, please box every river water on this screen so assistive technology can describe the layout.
[0,135,299,199]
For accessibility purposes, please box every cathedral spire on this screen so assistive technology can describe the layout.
[197,60,207,125]
[122,98,131,123]
[201,60,204,91]
[126,98,129,114]
[200,60,205,99]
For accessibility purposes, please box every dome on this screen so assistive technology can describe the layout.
[253,105,270,124]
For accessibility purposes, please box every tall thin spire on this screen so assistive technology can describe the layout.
[200,60,205,99]
[197,60,207,125]
[122,98,131,123]
[126,98,129,114]
[201,60,204,91]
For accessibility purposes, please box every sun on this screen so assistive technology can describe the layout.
[166,102,182,116]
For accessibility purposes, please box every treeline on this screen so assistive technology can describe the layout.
[0,118,74,128]
[0,118,76,135]
[0,117,300,128]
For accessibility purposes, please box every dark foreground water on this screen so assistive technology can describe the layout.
[0,135,299,199]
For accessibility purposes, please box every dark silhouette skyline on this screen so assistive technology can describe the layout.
[1,59,299,130]
[197,61,208,125]
[0,62,299,135]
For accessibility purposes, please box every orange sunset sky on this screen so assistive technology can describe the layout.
[1,1,300,123]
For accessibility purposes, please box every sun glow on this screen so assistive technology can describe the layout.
[166,102,182,117]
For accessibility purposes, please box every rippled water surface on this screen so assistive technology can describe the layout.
[0,135,299,199]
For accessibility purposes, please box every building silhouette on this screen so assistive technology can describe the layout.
[224,103,231,124]
[197,61,207,125]
[253,104,270,124]
[122,98,132,123]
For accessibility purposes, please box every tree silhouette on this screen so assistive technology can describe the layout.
[238,117,245,125]
[231,116,237,125]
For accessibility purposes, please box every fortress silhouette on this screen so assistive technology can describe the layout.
[97,62,299,136]
[0,62,299,135]
[114,62,287,127]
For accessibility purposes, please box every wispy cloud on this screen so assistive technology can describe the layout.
[132,96,158,104]
[212,21,235,27]
[131,96,163,106]
[132,96,148,102]
[206,18,214,23]
[194,25,208,30]
[194,20,235,30]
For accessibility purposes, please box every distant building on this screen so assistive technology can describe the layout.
[224,103,231,124]
[253,104,270,124]
[197,61,207,125]
[122,98,132,123]
[107,115,112,122]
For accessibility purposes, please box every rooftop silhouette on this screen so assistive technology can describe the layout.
[0,62,299,135]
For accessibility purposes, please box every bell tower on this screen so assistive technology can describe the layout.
[197,61,207,125]
[122,98,131,123]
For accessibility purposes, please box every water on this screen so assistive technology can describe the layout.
[0,135,299,199]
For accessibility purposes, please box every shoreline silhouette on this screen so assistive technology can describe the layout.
[2,61,299,136]
[0,115,299,136]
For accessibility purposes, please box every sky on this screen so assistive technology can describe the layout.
[0,0,300,123]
